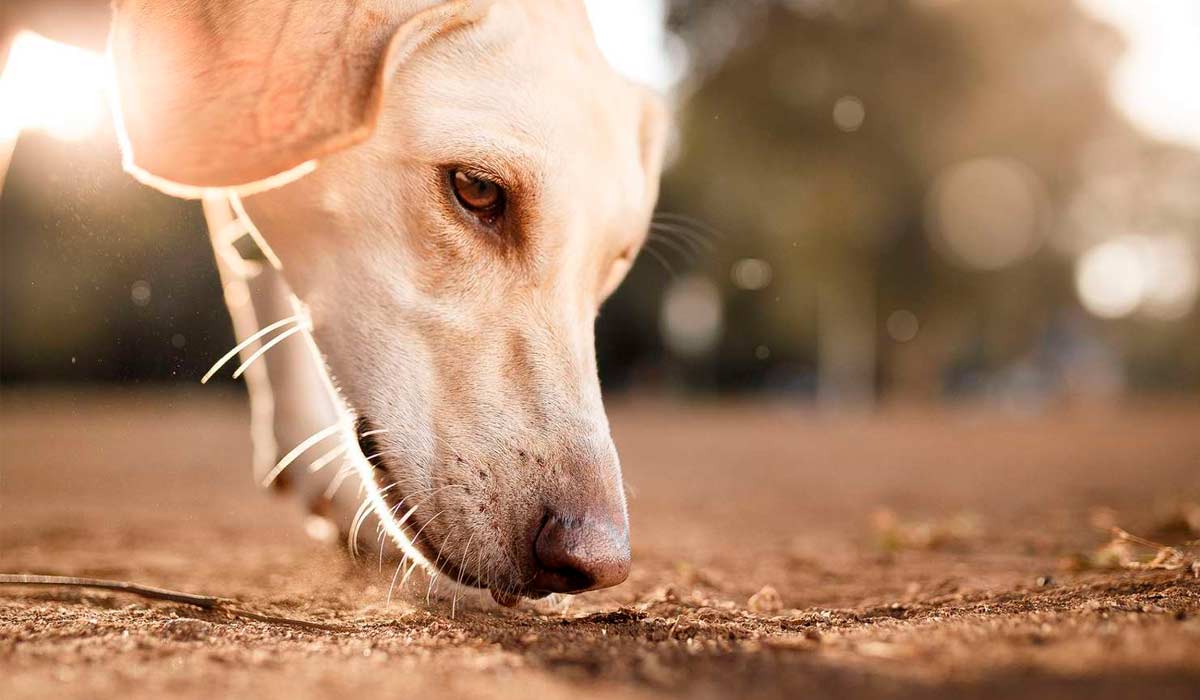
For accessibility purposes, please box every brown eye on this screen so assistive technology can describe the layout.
[450,169,505,223]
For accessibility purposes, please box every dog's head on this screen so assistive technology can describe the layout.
[110,0,668,601]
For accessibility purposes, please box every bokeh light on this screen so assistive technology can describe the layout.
[1072,236,1198,320]
[660,275,723,358]
[832,96,865,133]
[730,258,773,291]
[1140,237,1199,320]
[1075,239,1147,319]
[925,158,1047,271]
[886,310,919,343]
[130,280,152,307]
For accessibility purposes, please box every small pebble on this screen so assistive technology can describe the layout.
[748,585,783,613]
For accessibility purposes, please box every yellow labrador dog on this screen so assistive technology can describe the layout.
[108,0,667,606]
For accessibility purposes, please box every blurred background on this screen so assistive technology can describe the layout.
[3,0,1199,411]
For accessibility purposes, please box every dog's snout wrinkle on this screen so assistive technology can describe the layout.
[532,510,631,594]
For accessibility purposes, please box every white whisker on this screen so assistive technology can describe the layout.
[406,508,446,558]
[349,481,402,556]
[451,530,476,618]
[385,518,432,606]
[385,557,407,609]
[307,443,348,473]
[261,423,342,488]
[397,558,422,598]
[653,211,727,241]
[651,221,716,252]
[378,501,404,571]
[642,245,676,277]
[648,232,699,265]
[348,497,374,558]
[475,529,488,605]
[322,463,355,500]
[232,322,308,379]
[200,315,299,384]
[427,526,457,604]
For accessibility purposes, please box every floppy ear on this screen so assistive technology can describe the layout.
[109,0,484,197]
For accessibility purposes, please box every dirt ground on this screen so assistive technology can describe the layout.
[1,391,1198,699]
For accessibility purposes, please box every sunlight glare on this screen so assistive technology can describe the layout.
[0,31,109,141]
[1078,0,1200,150]
[583,0,680,90]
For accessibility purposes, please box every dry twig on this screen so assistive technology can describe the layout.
[0,573,352,633]
[1086,528,1198,577]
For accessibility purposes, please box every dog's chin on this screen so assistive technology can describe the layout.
[352,416,440,562]
[353,416,543,606]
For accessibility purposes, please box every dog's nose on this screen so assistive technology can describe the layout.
[532,511,631,594]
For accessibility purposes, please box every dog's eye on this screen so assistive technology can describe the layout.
[450,169,505,224]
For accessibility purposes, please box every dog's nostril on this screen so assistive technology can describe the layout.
[532,511,631,594]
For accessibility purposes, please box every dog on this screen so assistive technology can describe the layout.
[106,0,668,606]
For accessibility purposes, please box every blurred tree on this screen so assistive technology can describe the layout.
[604,0,1199,402]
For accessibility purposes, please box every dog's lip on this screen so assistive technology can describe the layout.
[491,588,522,607]
[355,416,548,604]
[502,590,553,605]
[354,419,434,558]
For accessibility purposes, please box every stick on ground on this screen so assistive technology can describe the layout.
[0,573,352,633]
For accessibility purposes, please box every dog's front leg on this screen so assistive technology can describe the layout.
[201,196,367,547]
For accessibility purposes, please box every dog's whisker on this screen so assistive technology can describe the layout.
[650,224,705,254]
[653,211,727,241]
[451,530,477,618]
[348,496,374,558]
[389,506,448,604]
[651,221,717,252]
[360,482,461,576]
[232,322,308,380]
[261,423,342,488]
[473,532,487,597]
[405,508,446,560]
[348,481,403,556]
[379,506,446,605]
[648,232,701,265]
[427,526,458,604]
[385,556,408,609]
[307,443,348,474]
[200,315,300,384]
[398,557,422,596]
[377,501,405,572]
[641,244,678,278]
[322,462,356,500]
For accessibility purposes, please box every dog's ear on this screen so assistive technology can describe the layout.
[638,91,671,204]
[109,0,485,197]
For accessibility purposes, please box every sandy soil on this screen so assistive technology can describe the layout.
[2,391,1199,699]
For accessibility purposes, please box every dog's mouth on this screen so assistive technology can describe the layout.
[353,416,529,605]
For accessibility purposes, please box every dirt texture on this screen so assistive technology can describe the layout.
[2,391,1199,699]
